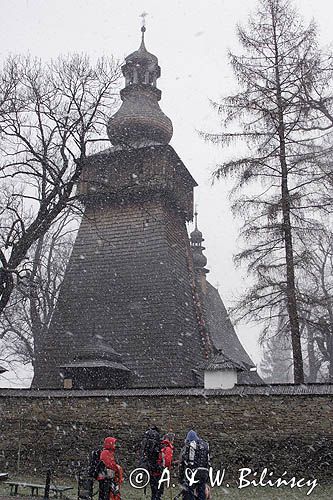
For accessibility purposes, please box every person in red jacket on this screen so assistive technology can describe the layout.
[97,437,123,500]
[158,434,174,470]
[150,433,175,500]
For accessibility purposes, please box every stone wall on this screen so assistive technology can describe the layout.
[0,388,332,482]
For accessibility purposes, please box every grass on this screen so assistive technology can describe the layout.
[121,482,333,499]
[1,474,332,499]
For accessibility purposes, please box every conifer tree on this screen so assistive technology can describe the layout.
[205,0,330,383]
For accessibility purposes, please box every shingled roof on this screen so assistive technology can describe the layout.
[203,281,255,369]
[32,147,205,389]
[204,350,245,371]
[238,369,264,385]
[2,383,332,398]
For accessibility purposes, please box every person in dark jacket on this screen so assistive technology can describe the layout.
[150,433,175,500]
[179,430,210,500]
[140,427,175,500]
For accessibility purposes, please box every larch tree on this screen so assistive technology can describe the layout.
[204,0,332,383]
[0,54,121,316]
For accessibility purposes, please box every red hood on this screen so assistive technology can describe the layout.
[103,437,117,451]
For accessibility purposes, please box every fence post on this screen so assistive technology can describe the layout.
[44,469,51,499]
[78,470,94,500]
[16,417,22,474]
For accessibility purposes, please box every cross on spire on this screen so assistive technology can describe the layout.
[140,11,148,27]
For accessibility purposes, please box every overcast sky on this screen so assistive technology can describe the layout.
[0,0,332,386]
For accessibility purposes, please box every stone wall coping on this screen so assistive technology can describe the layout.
[0,383,333,398]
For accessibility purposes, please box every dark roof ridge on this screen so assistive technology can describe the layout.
[1,383,333,398]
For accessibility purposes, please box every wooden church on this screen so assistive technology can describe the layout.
[32,26,261,390]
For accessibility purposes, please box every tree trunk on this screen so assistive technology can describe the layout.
[29,236,45,366]
[272,8,304,384]
[307,324,319,382]
[320,263,333,381]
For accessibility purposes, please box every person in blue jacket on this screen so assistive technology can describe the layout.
[178,430,210,500]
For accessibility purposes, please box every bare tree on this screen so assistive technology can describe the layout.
[259,299,328,383]
[0,209,78,369]
[259,311,294,383]
[203,0,333,383]
[298,227,333,380]
[0,54,120,315]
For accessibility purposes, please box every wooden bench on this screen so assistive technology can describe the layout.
[5,481,73,498]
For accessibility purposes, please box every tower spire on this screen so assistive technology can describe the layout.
[190,210,209,274]
[141,25,146,45]
[107,16,173,148]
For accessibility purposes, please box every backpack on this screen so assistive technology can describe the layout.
[88,448,103,479]
[183,439,209,481]
[140,428,162,472]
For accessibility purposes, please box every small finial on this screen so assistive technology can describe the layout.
[194,205,198,229]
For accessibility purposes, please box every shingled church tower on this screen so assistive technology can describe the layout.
[32,26,257,390]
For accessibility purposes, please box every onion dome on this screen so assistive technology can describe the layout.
[190,226,203,245]
[193,248,208,269]
[107,26,173,148]
[124,26,159,79]
[190,212,209,273]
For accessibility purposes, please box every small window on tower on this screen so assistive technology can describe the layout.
[64,378,73,390]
